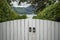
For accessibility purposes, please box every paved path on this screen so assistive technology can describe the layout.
[27,14,37,19]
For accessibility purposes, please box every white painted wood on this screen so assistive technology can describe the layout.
[39,20,44,40]
[32,19,36,40]
[44,20,48,40]
[10,21,14,40]
[51,22,54,40]
[25,19,29,40]
[0,23,2,40]
[58,22,60,40]
[14,20,18,40]
[32,19,36,27]
[32,33,36,40]
[54,22,58,40]
[0,20,59,40]
[29,31,32,40]
[36,20,39,40]
[50,21,52,40]
[0,23,1,36]
[21,19,25,40]
[0,23,1,40]
[3,22,7,40]
[17,20,21,40]
[28,19,34,40]
[29,19,32,40]
[47,21,52,40]
[29,19,33,27]
[7,21,10,40]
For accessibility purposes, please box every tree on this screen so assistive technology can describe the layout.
[0,0,27,22]
[33,2,60,22]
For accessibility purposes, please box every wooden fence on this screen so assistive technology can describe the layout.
[0,19,60,40]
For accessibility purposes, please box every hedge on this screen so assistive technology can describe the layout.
[33,2,60,22]
[0,0,27,22]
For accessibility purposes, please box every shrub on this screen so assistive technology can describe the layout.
[21,14,27,19]
[0,0,27,22]
[33,2,60,22]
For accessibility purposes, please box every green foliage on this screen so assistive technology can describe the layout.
[0,0,27,22]
[32,0,48,14]
[20,0,27,2]
[32,0,56,14]
[6,0,11,4]
[33,16,37,19]
[49,0,55,4]
[17,14,27,19]
[18,0,27,4]
[21,14,27,19]
[33,2,60,22]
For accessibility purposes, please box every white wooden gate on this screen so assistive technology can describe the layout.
[0,19,60,40]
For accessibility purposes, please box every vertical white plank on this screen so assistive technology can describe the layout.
[25,19,29,40]
[17,20,21,40]
[40,20,44,40]
[32,19,36,40]
[0,23,1,40]
[44,20,48,40]
[21,19,25,40]
[32,19,35,27]
[3,22,7,40]
[14,20,18,40]
[51,22,54,40]
[29,28,32,40]
[58,22,60,40]
[29,19,33,27]
[54,22,58,40]
[29,19,32,40]
[7,21,10,40]
[48,21,52,40]
[10,21,14,40]
[36,19,40,40]
[0,23,2,40]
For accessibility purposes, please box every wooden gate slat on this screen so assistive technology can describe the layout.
[39,20,44,40]
[54,22,58,40]
[10,21,14,40]
[32,19,36,40]
[47,21,52,40]
[7,22,10,40]
[58,22,60,40]
[17,20,21,40]
[36,20,40,40]
[25,19,29,40]
[0,23,3,40]
[13,20,18,40]
[29,19,33,40]
[51,22,54,40]
[21,19,25,40]
[44,20,48,40]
